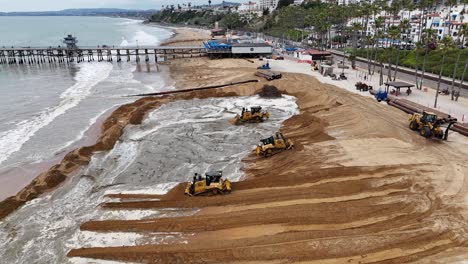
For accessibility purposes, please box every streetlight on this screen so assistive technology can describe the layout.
[341,51,347,75]
[136,40,139,49]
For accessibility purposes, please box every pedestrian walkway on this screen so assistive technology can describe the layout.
[268,58,468,122]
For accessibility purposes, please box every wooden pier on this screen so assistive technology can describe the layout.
[0,46,207,65]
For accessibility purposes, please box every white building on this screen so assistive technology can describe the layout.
[238,1,263,16]
[293,0,304,5]
[259,0,279,11]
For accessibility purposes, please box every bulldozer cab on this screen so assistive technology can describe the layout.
[260,133,286,147]
[251,106,262,114]
[205,171,222,185]
[421,112,438,124]
[260,136,275,145]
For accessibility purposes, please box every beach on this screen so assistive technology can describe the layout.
[1,25,468,263]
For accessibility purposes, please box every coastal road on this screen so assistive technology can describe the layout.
[330,51,468,98]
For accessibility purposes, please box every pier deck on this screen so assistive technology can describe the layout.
[0,45,208,64]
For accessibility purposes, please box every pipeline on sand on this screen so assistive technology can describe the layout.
[128,79,259,97]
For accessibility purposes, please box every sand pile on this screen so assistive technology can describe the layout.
[257,84,283,98]
[67,58,468,263]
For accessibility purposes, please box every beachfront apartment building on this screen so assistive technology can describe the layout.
[344,3,468,46]
[238,1,263,15]
[259,0,279,11]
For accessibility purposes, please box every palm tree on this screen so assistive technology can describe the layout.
[417,28,437,90]
[417,0,433,42]
[393,19,411,81]
[208,0,212,7]
[367,3,382,74]
[434,36,454,108]
[413,0,432,86]
[414,41,423,89]
[450,24,468,99]
[386,25,400,82]
[350,22,363,69]
[371,16,385,75]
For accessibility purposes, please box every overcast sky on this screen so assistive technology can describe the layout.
[0,0,231,12]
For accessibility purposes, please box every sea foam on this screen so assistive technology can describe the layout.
[0,63,113,166]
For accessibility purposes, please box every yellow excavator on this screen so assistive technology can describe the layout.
[234,106,269,124]
[256,132,293,157]
[409,111,457,140]
[184,171,232,196]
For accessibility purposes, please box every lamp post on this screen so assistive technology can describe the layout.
[342,51,347,75]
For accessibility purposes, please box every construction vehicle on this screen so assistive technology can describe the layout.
[256,132,293,157]
[184,171,231,196]
[257,62,271,69]
[409,111,457,140]
[374,90,388,102]
[234,106,270,124]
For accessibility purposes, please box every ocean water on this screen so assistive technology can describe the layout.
[0,16,173,199]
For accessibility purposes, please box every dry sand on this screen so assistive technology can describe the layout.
[67,56,468,263]
[160,26,211,46]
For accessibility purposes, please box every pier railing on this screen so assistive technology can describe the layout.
[0,45,209,64]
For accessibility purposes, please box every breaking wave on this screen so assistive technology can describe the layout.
[0,63,113,166]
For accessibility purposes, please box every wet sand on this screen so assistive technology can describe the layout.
[67,56,468,263]
[0,105,118,201]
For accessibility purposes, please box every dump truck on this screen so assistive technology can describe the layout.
[184,171,231,196]
[256,132,293,157]
[234,106,270,124]
[409,111,457,140]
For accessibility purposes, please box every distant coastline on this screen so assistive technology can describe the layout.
[0,8,156,19]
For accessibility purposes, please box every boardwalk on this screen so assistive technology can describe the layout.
[0,45,208,64]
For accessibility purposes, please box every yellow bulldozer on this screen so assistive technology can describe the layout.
[184,171,232,196]
[256,132,293,157]
[234,106,269,124]
[409,111,457,140]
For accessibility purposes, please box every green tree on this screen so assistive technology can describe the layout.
[277,0,294,9]
[220,13,245,29]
